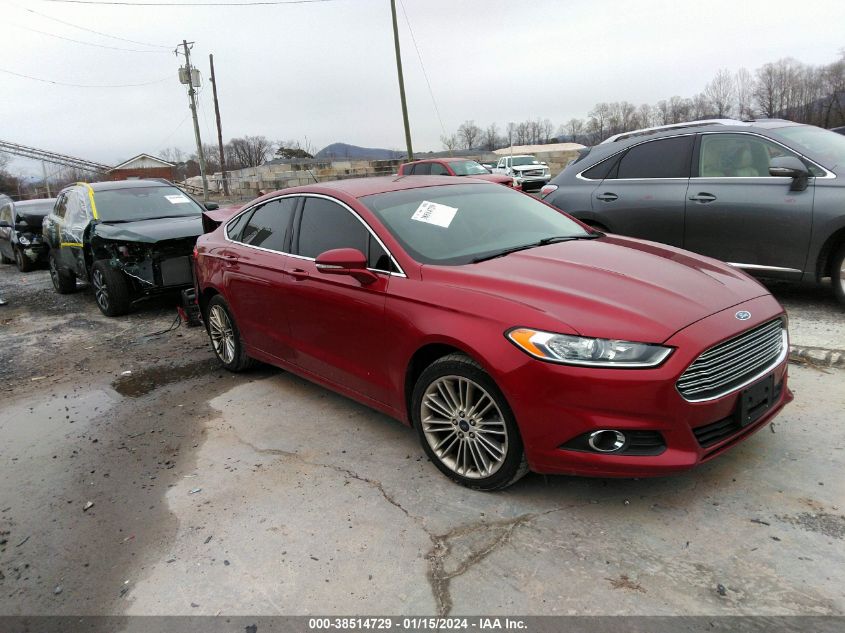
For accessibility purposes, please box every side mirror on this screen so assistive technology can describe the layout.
[769,156,810,191]
[204,202,220,210]
[315,248,378,285]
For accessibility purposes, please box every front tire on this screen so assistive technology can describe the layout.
[205,295,254,372]
[833,242,845,307]
[14,248,33,272]
[411,353,528,490]
[48,251,77,294]
[91,260,131,316]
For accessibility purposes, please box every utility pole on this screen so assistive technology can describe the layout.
[389,0,413,161]
[41,161,51,197]
[179,40,209,202]
[208,54,229,197]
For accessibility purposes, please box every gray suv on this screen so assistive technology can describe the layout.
[541,119,845,305]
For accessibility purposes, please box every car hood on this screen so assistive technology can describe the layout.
[93,215,204,243]
[467,173,514,184]
[424,235,771,343]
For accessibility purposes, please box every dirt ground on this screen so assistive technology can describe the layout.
[0,267,843,616]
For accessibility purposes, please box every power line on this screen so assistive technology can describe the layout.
[398,0,447,138]
[10,1,171,48]
[39,0,341,5]
[8,21,171,53]
[0,68,172,88]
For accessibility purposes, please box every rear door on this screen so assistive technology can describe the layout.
[284,195,395,404]
[589,134,694,246]
[222,196,298,359]
[684,132,813,276]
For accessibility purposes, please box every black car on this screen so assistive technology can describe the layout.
[540,118,845,305]
[43,180,216,316]
[0,197,55,272]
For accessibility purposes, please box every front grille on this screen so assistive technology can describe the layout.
[677,319,786,401]
[522,169,544,177]
[623,431,666,455]
[693,378,782,448]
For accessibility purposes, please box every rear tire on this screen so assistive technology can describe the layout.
[832,242,845,307]
[205,295,254,372]
[48,251,76,294]
[14,248,33,272]
[91,260,131,317]
[411,353,529,491]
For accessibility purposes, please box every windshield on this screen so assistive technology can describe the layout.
[449,160,490,176]
[361,184,591,265]
[771,125,845,171]
[94,186,204,222]
[512,156,541,167]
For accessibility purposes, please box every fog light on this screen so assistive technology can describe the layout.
[587,430,626,453]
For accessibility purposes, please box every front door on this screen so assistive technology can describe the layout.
[684,132,814,276]
[284,195,394,404]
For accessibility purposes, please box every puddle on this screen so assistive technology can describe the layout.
[111,358,219,397]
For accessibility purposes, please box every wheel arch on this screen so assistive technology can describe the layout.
[815,225,845,281]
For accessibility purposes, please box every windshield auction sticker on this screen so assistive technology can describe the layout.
[411,200,458,228]
[165,194,191,204]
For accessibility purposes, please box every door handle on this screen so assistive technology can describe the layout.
[596,192,618,202]
[221,254,239,266]
[688,193,717,203]
[287,268,309,280]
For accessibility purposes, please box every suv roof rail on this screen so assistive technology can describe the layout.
[600,119,749,144]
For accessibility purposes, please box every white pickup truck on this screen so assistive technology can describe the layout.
[493,155,551,190]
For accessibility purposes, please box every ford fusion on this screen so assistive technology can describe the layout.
[193,176,792,490]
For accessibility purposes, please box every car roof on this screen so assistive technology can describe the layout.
[267,175,495,199]
[600,118,800,145]
[75,180,174,192]
[15,198,56,208]
[408,157,477,164]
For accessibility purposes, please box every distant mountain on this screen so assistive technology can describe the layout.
[315,143,406,160]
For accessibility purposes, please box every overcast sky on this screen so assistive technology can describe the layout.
[2,0,844,176]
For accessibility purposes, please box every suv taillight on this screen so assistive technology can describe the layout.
[539,184,558,199]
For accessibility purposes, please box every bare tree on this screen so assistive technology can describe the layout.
[225,135,275,169]
[457,120,482,149]
[440,133,459,152]
[704,69,735,118]
[690,93,712,120]
[735,67,755,119]
[482,123,499,151]
[562,118,584,143]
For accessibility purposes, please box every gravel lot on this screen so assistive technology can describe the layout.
[0,266,842,616]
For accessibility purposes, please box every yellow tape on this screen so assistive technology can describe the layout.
[60,242,84,248]
[76,181,98,220]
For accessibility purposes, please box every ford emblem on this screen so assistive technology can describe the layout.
[735,310,751,321]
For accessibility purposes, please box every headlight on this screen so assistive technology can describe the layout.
[18,235,31,246]
[507,327,673,368]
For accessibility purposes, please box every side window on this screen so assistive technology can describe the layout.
[296,197,368,259]
[429,162,449,176]
[239,198,296,251]
[225,210,252,241]
[404,164,416,175]
[698,133,802,178]
[614,136,694,179]
[496,159,504,168]
[54,193,68,218]
[414,163,431,176]
[367,234,396,272]
[582,157,617,181]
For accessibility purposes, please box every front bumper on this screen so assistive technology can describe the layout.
[495,294,792,477]
[21,242,48,263]
[514,174,550,188]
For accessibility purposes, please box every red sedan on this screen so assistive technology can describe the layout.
[398,158,516,187]
[193,176,792,490]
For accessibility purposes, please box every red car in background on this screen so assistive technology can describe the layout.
[193,176,791,490]
[398,158,516,187]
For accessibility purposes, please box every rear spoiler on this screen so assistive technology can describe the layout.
[201,204,243,234]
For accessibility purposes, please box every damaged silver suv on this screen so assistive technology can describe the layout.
[43,180,214,316]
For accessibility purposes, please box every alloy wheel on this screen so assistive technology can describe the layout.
[49,257,61,290]
[840,257,845,295]
[420,375,509,479]
[92,269,109,311]
[208,304,236,364]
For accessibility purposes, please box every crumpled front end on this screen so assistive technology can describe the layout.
[91,236,196,293]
